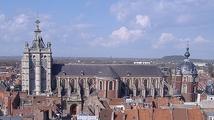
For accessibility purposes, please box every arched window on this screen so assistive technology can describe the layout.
[70,104,77,115]
[126,79,130,86]
[109,81,113,90]
[100,81,102,90]
[61,79,65,88]
[144,79,147,88]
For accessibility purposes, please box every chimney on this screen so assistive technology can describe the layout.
[197,94,201,103]
[111,111,114,120]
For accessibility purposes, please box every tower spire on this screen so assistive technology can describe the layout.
[184,40,190,59]
[34,18,41,35]
[32,18,45,49]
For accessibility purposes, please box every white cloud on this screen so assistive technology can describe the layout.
[111,26,143,41]
[111,26,130,40]
[153,33,175,49]
[72,23,93,30]
[0,13,31,43]
[153,33,210,49]
[136,15,151,28]
[110,1,130,21]
[0,14,5,22]
[91,14,151,47]
[0,12,95,49]
[91,26,143,47]
[176,14,192,24]
[193,35,209,44]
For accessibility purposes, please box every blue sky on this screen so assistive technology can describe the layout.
[0,0,214,59]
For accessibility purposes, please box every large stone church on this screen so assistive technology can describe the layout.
[21,20,198,102]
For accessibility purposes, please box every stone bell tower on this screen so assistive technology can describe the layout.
[21,19,52,95]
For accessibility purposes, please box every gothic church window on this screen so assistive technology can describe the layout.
[144,79,147,88]
[109,81,113,90]
[100,81,103,90]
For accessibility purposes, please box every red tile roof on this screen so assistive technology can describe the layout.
[124,109,138,120]
[187,108,204,120]
[138,109,153,120]
[109,98,124,105]
[172,108,188,120]
[153,109,172,120]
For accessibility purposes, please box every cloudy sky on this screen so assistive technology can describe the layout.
[0,0,214,58]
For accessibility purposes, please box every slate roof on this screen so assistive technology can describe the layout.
[0,116,22,120]
[52,64,163,78]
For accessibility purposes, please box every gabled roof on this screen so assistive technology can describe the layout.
[153,109,172,120]
[138,109,153,120]
[99,109,113,120]
[172,108,188,120]
[124,109,138,120]
[187,108,204,120]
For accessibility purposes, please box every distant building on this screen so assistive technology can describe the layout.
[77,115,98,120]
[193,62,208,67]
[133,61,152,65]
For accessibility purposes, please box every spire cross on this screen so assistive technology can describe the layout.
[35,19,41,31]
[187,40,189,50]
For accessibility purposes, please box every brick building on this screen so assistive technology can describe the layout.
[171,46,198,102]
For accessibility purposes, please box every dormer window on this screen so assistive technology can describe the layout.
[62,71,66,75]
[80,71,84,76]
[126,72,131,76]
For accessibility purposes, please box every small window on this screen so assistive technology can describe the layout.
[182,84,187,93]
[144,80,147,88]
[100,81,102,90]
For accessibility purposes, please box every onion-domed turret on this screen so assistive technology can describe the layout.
[184,47,190,59]
[178,45,197,76]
